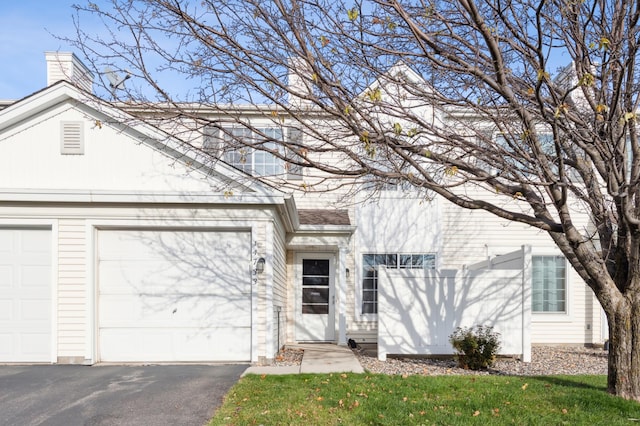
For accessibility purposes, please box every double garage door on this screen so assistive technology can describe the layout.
[98,229,252,363]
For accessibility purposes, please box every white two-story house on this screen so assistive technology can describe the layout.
[0,52,604,365]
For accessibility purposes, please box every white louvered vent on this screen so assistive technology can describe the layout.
[60,122,84,155]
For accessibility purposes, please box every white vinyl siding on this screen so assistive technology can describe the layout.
[253,222,275,361]
[439,188,599,345]
[271,218,288,356]
[57,219,86,359]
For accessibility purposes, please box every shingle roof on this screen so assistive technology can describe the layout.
[298,209,350,225]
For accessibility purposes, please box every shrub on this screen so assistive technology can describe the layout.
[449,325,501,370]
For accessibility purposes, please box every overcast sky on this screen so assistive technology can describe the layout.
[0,0,83,99]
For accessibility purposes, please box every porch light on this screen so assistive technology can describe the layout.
[346,268,350,278]
[256,257,266,273]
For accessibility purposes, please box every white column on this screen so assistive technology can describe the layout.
[337,245,348,346]
[521,245,532,362]
[264,222,275,358]
[250,229,260,363]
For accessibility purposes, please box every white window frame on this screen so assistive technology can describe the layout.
[204,125,304,179]
[360,178,415,193]
[530,251,573,323]
[490,130,556,176]
[222,127,285,177]
[359,252,436,316]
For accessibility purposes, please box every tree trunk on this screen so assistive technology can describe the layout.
[607,296,640,400]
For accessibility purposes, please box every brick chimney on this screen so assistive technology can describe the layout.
[45,51,94,93]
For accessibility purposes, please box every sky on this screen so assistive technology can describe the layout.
[0,0,82,99]
[0,1,575,102]
[0,0,211,102]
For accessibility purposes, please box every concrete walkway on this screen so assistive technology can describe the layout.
[242,344,364,376]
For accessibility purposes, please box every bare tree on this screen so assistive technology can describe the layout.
[69,0,640,399]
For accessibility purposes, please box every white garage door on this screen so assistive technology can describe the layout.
[0,228,52,362]
[98,229,252,362]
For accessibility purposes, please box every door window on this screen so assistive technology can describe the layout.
[302,259,330,314]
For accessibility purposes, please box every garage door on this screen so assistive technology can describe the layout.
[0,228,52,362]
[98,229,252,362]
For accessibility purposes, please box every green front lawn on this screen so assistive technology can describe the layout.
[210,373,640,425]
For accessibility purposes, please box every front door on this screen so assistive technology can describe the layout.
[295,255,335,341]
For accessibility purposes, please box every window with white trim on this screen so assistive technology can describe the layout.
[362,253,436,314]
[204,126,303,179]
[223,127,284,176]
[360,178,414,192]
[532,255,566,313]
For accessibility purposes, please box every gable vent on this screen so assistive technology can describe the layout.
[60,121,84,155]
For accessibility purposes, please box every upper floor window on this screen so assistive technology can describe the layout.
[490,131,556,176]
[361,178,414,192]
[204,126,303,179]
[225,127,284,176]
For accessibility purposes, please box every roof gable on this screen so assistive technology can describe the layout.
[0,82,282,202]
[355,61,436,116]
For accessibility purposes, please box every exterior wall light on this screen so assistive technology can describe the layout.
[256,257,266,273]
[346,268,350,278]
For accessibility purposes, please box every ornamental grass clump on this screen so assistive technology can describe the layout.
[449,325,501,370]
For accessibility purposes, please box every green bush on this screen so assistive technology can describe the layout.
[449,325,501,370]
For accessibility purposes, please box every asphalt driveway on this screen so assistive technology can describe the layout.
[0,364,247,426]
